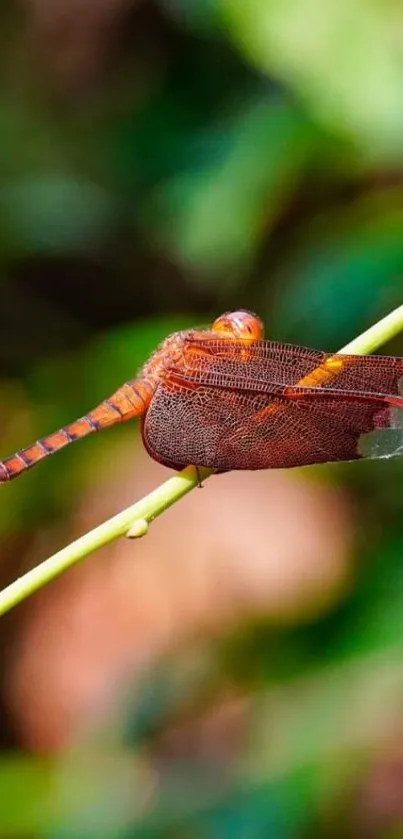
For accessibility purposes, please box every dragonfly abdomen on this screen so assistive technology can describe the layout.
[0,416,97,481]
[0,379,153,482]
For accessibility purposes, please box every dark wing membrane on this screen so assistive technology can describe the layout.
[142,379,292,470]
[182,337,403,396]
[182,337,326,388]
[142,371,403,471]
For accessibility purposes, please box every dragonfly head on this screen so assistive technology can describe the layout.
[212,310,264,342]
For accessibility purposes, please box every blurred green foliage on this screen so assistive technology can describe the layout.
[1,0,403,837]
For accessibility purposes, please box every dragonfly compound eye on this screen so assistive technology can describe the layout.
[212,310,264,342]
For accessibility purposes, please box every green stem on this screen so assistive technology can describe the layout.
[339,303,403,355]
[1,304,403,617]
[0,466,212,616]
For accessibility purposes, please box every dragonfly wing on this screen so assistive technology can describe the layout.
[142,379,283,470]
[359,374,403,459]
[213,393,367,469]
[217,384,403,469]
[359,428,403,460]
[183,337,403,396]
[143,381,359,471]
[182,337,325,387]
[142,369,403,471]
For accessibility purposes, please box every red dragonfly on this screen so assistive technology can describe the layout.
[1,309,403,482]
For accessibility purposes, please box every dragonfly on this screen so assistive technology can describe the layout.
[1,309,403,482]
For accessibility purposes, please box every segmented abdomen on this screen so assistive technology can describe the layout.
[0,379,153,481]
[0,416,99,481]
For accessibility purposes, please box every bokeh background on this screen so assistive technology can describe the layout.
[1,1,403,836]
